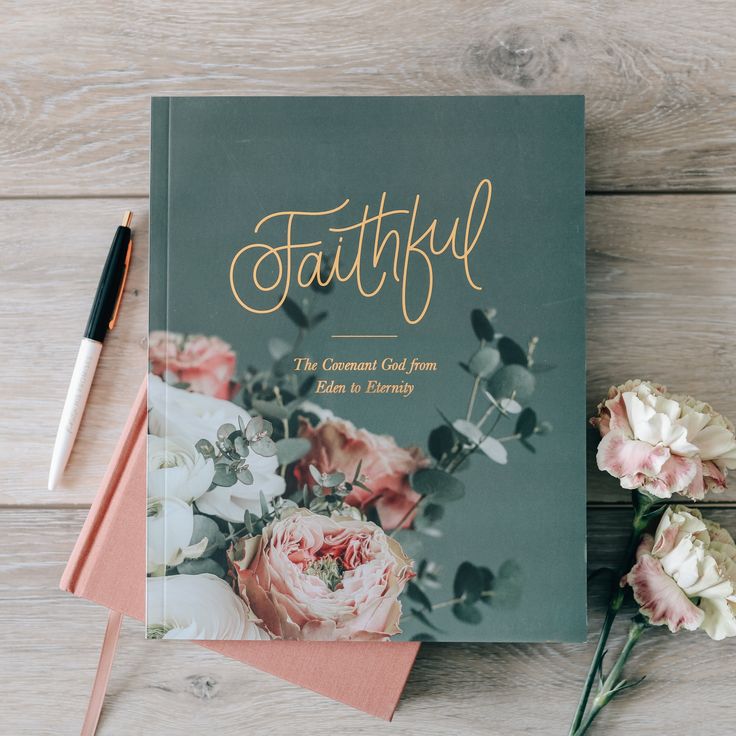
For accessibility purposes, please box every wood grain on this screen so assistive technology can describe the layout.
[1,507,733,735]
[1,0,735,195]
[2,196,733,505]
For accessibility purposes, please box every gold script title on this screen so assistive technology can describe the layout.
[229,178,492,324]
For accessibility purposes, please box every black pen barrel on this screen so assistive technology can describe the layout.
[84,225,131,342]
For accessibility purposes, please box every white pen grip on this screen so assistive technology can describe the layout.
[55,338,102,445]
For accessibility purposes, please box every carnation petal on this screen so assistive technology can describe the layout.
[692,425,736,462]
[640,454,698,498]
[627,554,704,633]
[698,597,736,641]
[596,430,669,483]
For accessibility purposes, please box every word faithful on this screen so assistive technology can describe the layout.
[229,180,492,324]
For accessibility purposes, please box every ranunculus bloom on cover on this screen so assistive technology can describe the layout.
[229,508,414,640]
[149,331,236,399]
[147,434,211,504]
[296,418,428,529]
[624,506,736,640]
[148,376,286,522]
[146,496,208,575]
[147,573,270,640]
[591,380,736,499]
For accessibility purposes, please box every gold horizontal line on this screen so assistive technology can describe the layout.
[331,334,398,339]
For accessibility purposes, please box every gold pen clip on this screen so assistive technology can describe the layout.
[109,236,133,331]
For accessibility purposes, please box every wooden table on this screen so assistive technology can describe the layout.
[1,2,735,734]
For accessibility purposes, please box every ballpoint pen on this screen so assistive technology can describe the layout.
[47,211,134,491]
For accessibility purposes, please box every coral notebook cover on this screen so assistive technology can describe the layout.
[60,379,419,720]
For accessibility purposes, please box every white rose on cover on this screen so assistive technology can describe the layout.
[146,574,270,640]
[147,434,211,504]
[148,375,286,522]
[146,496,207,575]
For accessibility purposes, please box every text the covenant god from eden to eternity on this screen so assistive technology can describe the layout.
[293,356,439,398]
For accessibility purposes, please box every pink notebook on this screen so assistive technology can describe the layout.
[61,380,419,720]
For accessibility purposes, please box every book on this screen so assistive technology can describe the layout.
[61,379,420,720]
[148,96,586,643]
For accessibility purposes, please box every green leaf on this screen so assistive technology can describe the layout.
[468,346,500,378]
[470,309,495,342]
[452,419,508,465]
[478,566,495,606]
[176,558,225,578]
[195,439,215,459]
[494,560,523,608]
[452,601,482,625]
[487,365,536,402]
[299,374,316,396]
[244,511,255,534]
[410,633,437,642]
[282,297,309,328]
[428,425,455,461]
[259,491,270,518]
[217,423,237,441]
[520,439,536,453]
[236,466,254,484]
[530,361,556,374]
[410,468,465,503]
[515,408,537,439]
[453,561,483,603]
[309,311,328,328]
[233,436,248,456]
[409,608,444,633]
[190,515,226,557]
[406,581,433,612]
[267,337,292,361]
[251,399,290,420]
[309,464,323,484]
[498,337,528,366]
[212,465,237,487]
[423,503,444,523]
[250,436,278,457]
[321,472,345,488]
[276,438,312,465]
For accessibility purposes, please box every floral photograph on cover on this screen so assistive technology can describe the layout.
[146,96,586,642]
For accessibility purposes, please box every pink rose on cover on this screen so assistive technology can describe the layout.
[296,418,428,530]
[591,380,736,499]
[149,331,236,399]
[624,506,736,640]
[229,508,414,641]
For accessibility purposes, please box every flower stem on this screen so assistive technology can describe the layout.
[572,618,648,736]
[568,491,655,735]
[466,376,481,421]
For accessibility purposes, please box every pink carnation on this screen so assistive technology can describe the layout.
[149,331,236,399]
[624,506,736,640]
[591,380,736,499]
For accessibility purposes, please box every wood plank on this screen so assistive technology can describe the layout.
[0,199,149,505]
[1,1,735,195]
[586,194,736,501]
[1,196,735,505]
[1,507,733,735]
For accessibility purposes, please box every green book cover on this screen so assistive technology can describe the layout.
[147,96,586,642]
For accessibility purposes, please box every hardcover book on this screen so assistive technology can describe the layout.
[148,96,586,643]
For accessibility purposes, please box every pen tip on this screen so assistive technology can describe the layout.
[122,211,133,228]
